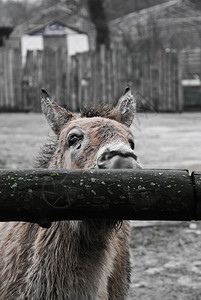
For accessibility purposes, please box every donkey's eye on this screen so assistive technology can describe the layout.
[67,130,84,148]
[129,141,135,150]
[128,139,135,150]
[128,134,135,150]
[68,134,83,147]
[68,135,79,146]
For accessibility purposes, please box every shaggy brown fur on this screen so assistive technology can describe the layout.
[80,104,114,118]
[0,88,138,300]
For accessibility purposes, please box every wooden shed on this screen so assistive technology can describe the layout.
[10,3,96,61]
[0,3,96,112]
[180,48,201,110]
[110,0,201,50]
[109,0,201,110]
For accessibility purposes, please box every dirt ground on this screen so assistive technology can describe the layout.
[1,112,201,299]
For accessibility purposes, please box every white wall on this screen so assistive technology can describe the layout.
[67,33,89,56]
[21,35,43,65]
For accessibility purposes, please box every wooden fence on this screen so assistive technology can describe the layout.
[0,45,22,111]
[0,169,200,227]
[0,45,183,112]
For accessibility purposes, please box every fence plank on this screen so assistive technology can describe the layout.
[99,46,106,102]
[177,51,184,112]
[5,48,14,109]
[0,169,198,227]
[13,48,22,110]
[158,50,163,110]
[0,48,4,110]
[22,50,35,111]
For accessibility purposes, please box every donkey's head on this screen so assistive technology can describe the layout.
[41,88,141,170]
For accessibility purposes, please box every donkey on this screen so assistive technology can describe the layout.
[0,87,141,300]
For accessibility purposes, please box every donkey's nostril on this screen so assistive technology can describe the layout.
[97,152,107,168]
[99,153,106,162]
[98,152,112,163]
[98,163,107,169]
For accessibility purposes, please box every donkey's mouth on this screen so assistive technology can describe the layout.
[97,151,140,169]
[102,151,138,161]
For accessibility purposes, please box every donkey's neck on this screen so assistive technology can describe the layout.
[23,220,115,299]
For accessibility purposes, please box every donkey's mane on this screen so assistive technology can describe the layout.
[80,104,115,118]
[34,104,117,169]
[34,136,58,168]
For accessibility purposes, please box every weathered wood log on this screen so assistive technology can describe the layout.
[192,172,201,220]
[0,169,199,227]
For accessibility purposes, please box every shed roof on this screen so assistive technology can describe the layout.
[109,0,201,49]
[11,3,95,38]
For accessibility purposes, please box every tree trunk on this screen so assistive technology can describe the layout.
[87,0,110,49]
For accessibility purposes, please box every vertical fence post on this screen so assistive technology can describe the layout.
[177,50,184,112]
[99,45,106,102]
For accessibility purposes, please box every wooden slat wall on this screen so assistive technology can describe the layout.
[0,44,22,112]
[0,47,5,109]
[0,45,183,112]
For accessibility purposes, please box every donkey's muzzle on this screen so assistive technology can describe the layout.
[97,151,141,169]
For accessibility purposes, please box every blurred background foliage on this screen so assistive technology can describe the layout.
[0,0,170,27]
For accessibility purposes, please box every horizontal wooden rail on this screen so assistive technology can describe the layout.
[0,169,200,227]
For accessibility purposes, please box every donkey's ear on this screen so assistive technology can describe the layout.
[115,87,136,127]
[41,89,73,134]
